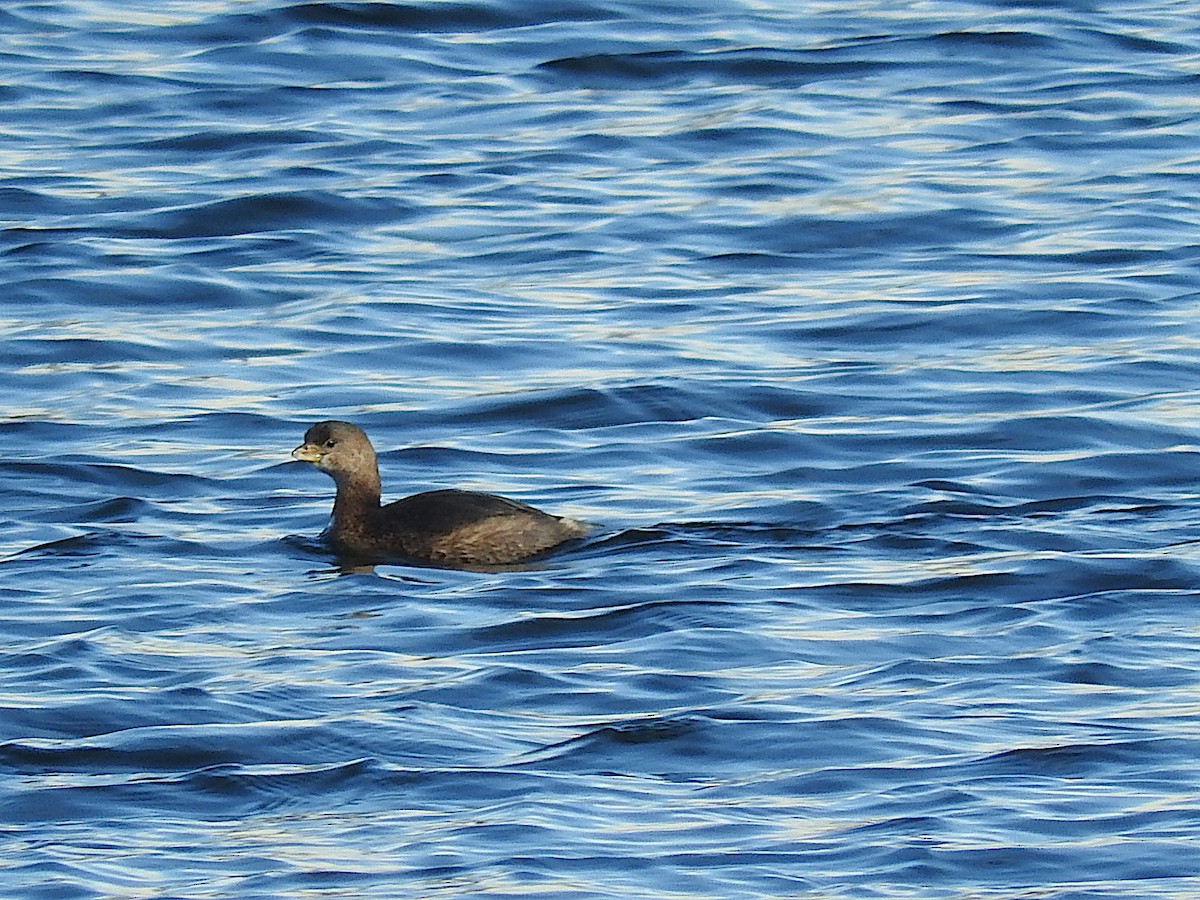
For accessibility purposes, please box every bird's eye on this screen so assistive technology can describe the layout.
[324,439,337,448]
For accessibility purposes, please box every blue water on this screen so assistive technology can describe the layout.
[4,0,1200,896]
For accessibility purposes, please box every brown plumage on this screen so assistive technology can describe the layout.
[292,421,586,566]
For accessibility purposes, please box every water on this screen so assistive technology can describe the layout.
[3,0,1200,896]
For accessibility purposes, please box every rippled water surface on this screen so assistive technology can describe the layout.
[4,1,1200,897]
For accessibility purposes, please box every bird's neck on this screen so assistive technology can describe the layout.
[331,470,382,522]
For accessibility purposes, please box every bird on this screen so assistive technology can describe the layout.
[291,420,586,567]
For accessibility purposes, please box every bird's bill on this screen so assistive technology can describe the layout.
[292,443,324,463]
